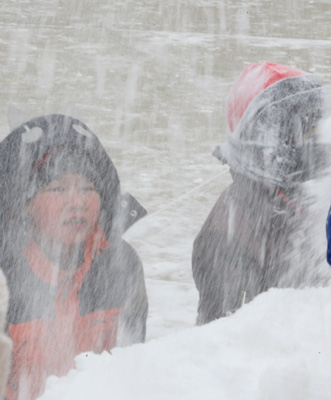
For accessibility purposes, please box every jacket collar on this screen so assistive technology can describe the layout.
[24,226,110,289]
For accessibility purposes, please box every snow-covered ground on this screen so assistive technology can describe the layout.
[40,287,331,400]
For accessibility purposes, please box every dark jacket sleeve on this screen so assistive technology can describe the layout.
[192,227,228,325]
[192,191,233,325]
[193,224,264,325]
[116,241,148,347]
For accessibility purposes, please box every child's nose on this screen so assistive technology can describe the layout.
[67,188,85,207]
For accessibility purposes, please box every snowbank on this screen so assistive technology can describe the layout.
[39,287,331,400]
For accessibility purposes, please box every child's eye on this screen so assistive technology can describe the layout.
[47,186,65,192]
[81,186,97,192]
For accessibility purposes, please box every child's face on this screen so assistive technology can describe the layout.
[28,173,101,245]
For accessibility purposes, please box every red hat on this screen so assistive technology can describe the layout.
[226,62,305,132]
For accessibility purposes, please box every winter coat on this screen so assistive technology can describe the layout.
[2,228,147,400]
[192,174,302,325]
[0,114,148,400]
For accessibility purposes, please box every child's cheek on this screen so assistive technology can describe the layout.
[88,196,101,224]
[37,194,64,231]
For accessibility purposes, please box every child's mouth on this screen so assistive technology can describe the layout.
[63,217,87,229]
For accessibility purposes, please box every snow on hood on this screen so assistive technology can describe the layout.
[214,70,331,188]
[0,114,147,240]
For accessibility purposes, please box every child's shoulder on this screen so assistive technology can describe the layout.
[98,238,143,272]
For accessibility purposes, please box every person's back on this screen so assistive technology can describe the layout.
[193,173,302,324]
[193,62,331,325]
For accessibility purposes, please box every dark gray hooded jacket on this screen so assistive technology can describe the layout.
[193,63,331,325]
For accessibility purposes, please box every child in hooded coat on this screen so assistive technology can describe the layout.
[0,114,148,400]
[192,62,331,325]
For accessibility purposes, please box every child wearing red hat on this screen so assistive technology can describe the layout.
[192,62,331,325]
[0,115,148,399]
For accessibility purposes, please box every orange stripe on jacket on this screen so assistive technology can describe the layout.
[6,227,121,400]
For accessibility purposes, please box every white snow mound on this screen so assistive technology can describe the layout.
[39,287,331,400]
